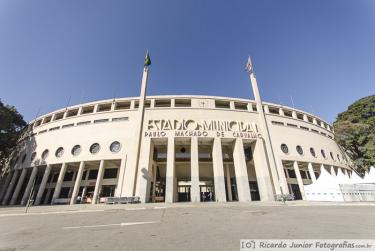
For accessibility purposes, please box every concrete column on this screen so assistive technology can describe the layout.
[43,188,52,205]
[0,173,13,202]
[10,168,27,205]
[92,160,105,204]
[93,104,99,113]
[308,162,317,183]
[152,164,157,202]
[135,138,153,203]
[224,164,233,201]
[165,137,175,203]
[173,176,178,202]
[21,166,38,205]
[232,139,251,202]
[292,111,297,119]
[279,108,284,116]
[81,186,87,200]
[130,66,149,199]
[253,139,275,201]
[35,165,52,205]
[263,105,269,113]
[190,137,200,202]
[212,138,226,202]
[275,158,289,194]
[303,114,308,122]
[67,188,73,198]
[293,161,306,200]
[330,166,336,176]
[70,162,85,205]
[51,163,67,204]
[229,101,235,110]
[2,170,19,205]
[247,103,253,112]
[67,172,77,198]
[150,99,155,108]
[115,157,127,197]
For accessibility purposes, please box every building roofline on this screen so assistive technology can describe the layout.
[28,95,331,127]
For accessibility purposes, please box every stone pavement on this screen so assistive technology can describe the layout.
[0,201,374,251]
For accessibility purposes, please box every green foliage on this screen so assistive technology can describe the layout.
[334,95,375,174]
[0,100,27,171]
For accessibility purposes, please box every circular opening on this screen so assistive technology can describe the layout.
[71,145,81,156]
[90,143,100,154]
[180,147,186,153]
[296,145,303,155]
[42,149,49,160]
[281,144,289,154]
[330,152,334,160]
[55,147,64,158]
[110,141,121,153]
[310,147,316,157]
[321,149,326,159]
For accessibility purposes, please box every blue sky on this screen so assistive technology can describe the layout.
[0,0,374,123]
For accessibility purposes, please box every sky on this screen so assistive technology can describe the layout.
[0,0,374,123]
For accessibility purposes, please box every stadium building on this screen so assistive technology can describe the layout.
[0,56,354,206]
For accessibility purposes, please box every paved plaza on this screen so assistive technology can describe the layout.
[0,202,375,251]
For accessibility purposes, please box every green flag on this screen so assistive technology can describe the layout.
[144,50,151,66]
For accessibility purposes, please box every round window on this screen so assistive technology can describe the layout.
[110,141,121,153]
[55,147,64,158]
[71,145,81,156]
[310,147,316,157]
[31,152,36,161]
[41,149,49,160]
[330,152,334,160]
[296,145,303,155]
[281,144,289,154]
[321,149,326,159]
[90,143,100,154]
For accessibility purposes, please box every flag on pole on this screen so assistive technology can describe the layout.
[245,56,253,73]
[144,50,151,66]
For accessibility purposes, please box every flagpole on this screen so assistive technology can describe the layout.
[246,56,287,196]
[132,51,151,196]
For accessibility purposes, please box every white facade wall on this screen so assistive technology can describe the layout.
[1,95,353,205]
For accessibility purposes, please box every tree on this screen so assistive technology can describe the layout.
[333,95,375,174]
[0,100,27,173]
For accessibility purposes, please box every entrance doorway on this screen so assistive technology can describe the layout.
[200,184,214,202]
[177,184,191,202]
[290,184,302,200]
[150,179,166,202]
[249,181,260,201]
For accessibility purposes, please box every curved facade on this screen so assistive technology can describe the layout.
[0,95,354,205]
